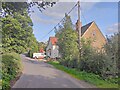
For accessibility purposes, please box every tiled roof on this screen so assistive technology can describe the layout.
[81,21,93,36]
[39,48,45,53]
[50,37,57,45]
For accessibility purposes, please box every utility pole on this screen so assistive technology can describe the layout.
[78,1,80,21]
[76,1,81,60]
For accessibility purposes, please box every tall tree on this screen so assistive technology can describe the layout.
[38,42,46,51]
[56,14,79,68]
[1,1,56,54]
[104,33,119,76]
[1,14,38,54]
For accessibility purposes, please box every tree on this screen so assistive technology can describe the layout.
[79,33,118,79]
[56,14,79,68]
[1,6,38,54]
[38,42,47,51]
[79,38,107,76]
[1,1,56,54]
[1,2,56,17]
[1,14,38,54]
[104,33,119,77]
[2,15,26,53]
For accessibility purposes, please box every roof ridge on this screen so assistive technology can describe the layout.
[49,37,58,45]
[82,21,94,28]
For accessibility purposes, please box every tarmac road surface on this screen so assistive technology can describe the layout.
[12,54,96,88]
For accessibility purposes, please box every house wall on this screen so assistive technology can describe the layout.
[46,41,59,58]
[82,22,106,49]
[51,45,59,58]
[46,41,52,57]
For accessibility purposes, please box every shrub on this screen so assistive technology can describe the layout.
[2,52,22,90]
[2,53,21,76]
[2,80,10,90]
[79,35,118,80]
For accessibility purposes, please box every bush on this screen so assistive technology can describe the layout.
[79,37,118,82]
[2,53,21,76]
[2,52,22,90]
[2,80,10,90]
[80,51,108,76]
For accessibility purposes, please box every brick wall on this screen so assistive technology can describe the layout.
[82,22,106,49]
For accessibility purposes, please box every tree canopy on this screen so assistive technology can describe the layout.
[1,2,56,17]
[55,14,79,68]
[1,1,56,54]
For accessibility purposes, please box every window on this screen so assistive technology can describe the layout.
[92,31,96,42]
[93,31,96,36]
[50,51,51,56]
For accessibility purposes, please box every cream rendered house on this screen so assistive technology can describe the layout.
[46,37,59,58]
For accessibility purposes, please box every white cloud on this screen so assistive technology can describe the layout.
[43,2,97,18]
[30,2,97,25]
[42,2,77,18]
[106,23,119,34]
[30,2,77,24]
[30,12,60,24]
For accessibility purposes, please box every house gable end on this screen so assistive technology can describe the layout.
[82,21,106,49]
[46,38,52,50]
[81,21,93,36]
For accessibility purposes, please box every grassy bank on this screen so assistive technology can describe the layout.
[48,61,118,88]
[1,52,22,90]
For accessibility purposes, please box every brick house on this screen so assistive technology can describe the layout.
[76,21,106,49]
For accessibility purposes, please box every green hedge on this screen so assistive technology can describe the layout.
[1,52,22,90]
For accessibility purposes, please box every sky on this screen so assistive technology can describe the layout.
[30,1,118,42]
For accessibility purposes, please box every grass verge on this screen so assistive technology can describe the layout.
[48,61,118,88]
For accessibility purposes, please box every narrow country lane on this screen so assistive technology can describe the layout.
[12,54,96,88]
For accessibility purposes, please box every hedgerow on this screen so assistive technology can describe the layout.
[1,52,22,90]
